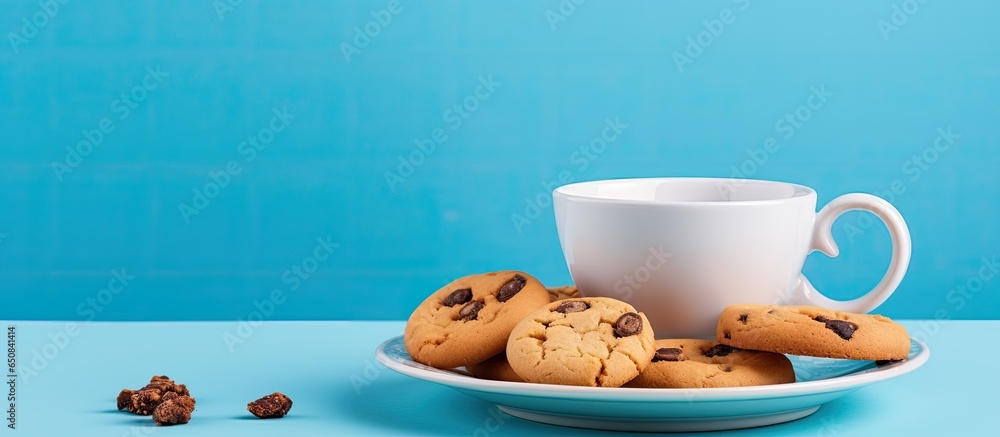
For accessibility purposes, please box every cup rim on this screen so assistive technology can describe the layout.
[552,177,816,206]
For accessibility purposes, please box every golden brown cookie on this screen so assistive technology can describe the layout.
[506,297,656,387]
[716,304,910,360]
[465,353,524,383]
[624,339,795,388]
[547,285,579,302]
[405,271,550,368]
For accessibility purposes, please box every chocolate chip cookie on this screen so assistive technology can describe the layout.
[465,292,597,384]
[465,352,525,383]
[624,339,795,388]
[506,297,656,387]
[716,304,910,360]
[405,271,551,368]
[546,285,579,302]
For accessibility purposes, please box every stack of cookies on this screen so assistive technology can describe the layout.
[404,271,910,389]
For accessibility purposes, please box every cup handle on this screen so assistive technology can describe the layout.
[790,193,911,312]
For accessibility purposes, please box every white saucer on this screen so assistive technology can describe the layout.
[375,336,928,432]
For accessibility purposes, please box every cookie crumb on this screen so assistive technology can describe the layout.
[152,394,196,426]
[116,389,135,411]
[116,375,194,422]
[247,392,293,419]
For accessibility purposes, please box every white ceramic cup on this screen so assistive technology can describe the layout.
[553,178,911,339]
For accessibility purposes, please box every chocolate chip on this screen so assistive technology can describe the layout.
[443,288,472,306]
[496,275,527,302]
[739,314,748,324]
[459,301,484,320]
[814,316,858,340]
[555,301,589,314]
[723,330,731,339]
[705,344,736,357]
[652,347,684,362]
[876,359,904,367]
[827,320,857,339]
[613,312,642,337]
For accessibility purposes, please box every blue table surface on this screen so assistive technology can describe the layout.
[1,320,991,436]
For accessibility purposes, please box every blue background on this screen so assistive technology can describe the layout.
[1,0,998,322]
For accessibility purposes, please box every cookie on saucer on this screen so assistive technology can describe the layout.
[506,297,656,387]
[716,304,910,361]
[405,271,550,368]
[624,339,795,388]
[547,285,579,302]
[465,353,524,383]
